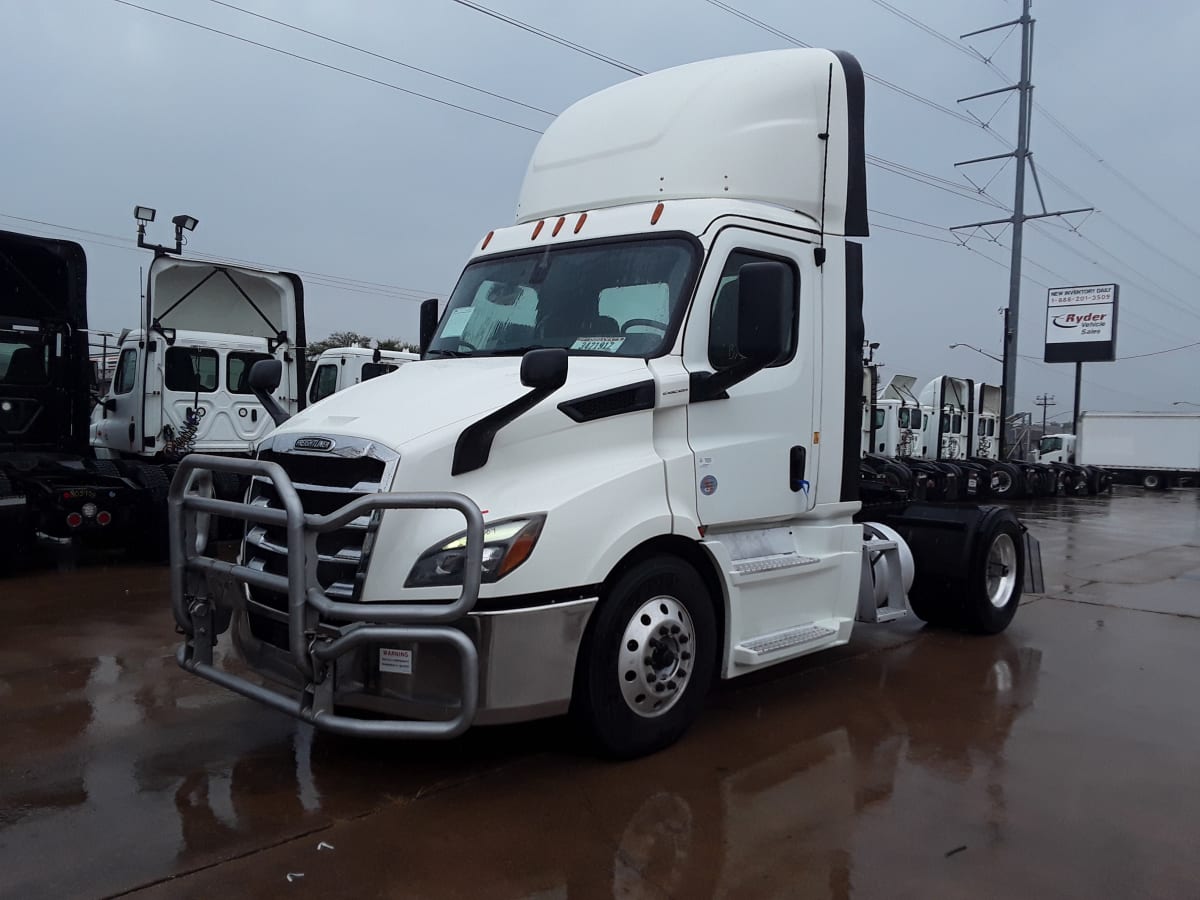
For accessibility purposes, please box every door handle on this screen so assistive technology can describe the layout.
[790,445,807,492]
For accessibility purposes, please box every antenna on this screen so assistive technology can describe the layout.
[814,62,833,268]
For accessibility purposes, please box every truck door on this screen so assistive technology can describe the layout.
[95,344,141,454]
[682,230,816,525]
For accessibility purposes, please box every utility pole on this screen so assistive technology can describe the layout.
[1035,393,1055,433]
[952,0,1093,456]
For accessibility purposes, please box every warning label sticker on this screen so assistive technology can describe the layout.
[379,647,413,675]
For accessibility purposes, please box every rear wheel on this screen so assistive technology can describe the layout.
[572,555,717,758]
[990,463,1022,499]
[908,509,1024,634]
[1142,473,1164,490]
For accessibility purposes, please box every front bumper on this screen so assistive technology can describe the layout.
[169,454,594,738]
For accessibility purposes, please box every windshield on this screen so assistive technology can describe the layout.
[428,238,699,359]
[1040,436,1063,453]
[0,335,50,385]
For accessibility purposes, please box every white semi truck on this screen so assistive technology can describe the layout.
[307,345,419,404]
[91,250,307,498]
[169,49,1043,757]
[1038,412,1200,489]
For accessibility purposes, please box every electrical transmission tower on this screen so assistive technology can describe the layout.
[1035,393,1056,433]
[951,0,1093,454]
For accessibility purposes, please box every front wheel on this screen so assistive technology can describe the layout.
[571,555,717,759]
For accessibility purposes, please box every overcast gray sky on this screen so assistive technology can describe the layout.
[4,0,1198,418]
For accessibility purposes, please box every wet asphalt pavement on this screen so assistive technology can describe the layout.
[1,488,1199,899]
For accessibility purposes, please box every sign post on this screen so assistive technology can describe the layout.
[1044,283,1119,435]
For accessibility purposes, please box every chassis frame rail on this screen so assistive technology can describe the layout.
[168,454,485,738]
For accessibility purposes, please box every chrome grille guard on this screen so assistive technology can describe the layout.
[168,454,484,738]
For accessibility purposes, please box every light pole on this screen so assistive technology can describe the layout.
[949,343,1003,364]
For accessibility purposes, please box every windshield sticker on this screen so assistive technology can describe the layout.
[571,336,625,353]
[441,307,474,338]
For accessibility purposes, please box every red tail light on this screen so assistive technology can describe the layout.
[97,511,112,526]
[66,512,83,528]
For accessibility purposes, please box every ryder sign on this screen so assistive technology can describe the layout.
[1044,283,1118,363]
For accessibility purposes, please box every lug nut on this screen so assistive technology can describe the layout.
[679,634,689,644]
[681,651,691,661]
[655,683,665,693]
[667,681,677,691]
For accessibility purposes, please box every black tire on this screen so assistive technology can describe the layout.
[990,463,1021,499]
[86,458,122,479]
[1141,473,1163,490]
[961,515,1024,634]
[907,508,1024,634]
[571,555,717,759]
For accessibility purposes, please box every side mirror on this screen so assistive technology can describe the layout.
[520,347,568,391]
[419,298,439,355]
[248,359,290,426]
[735,261,790,364]
[249,358,282,392]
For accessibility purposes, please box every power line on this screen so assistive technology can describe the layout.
[444,0,642,75]
[0,211,443,300]
[206,0,556,118]
[109,0,545,134]
[700,0,981,127]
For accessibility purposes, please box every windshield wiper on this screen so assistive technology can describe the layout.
[424,348,470,358]
[480,345,548,357]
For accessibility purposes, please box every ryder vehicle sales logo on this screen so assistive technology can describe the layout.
[1051,310,1108,336]
[1044,283,1118,361]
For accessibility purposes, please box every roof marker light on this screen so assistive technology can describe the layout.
[574,213,587,233]
[651,203,664,225]
[481,231,494,250]
[552,216,566,237]
[531,220,545,240]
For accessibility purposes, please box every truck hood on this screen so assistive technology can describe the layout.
[271,355,651,450]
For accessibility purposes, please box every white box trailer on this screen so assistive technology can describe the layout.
[1076,411,1200,488]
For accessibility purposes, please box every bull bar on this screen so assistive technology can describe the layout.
[168,454,485,738]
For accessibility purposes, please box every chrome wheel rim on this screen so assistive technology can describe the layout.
[618,595,695,718]
[986,533,1018,609]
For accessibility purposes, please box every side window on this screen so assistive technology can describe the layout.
[952,413,963,433]
[872,408,885,430]
[165,348,218,392]
[309,364,339,403]
[911,410,923,429]
[113,348,138,395]
[361,362,398,381]
[941,412,950,432]
[898,409,910,428]
[709,250,798,371]
[227,352,272,395]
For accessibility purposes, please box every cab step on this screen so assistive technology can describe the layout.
[733,621,839,666]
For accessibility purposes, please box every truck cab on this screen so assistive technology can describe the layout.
[918,376,973,461]
[972,383,1002,460]
[1037,433,1075,465]
[91,256,305,460]
[169,49,1039,757]
[307,346,419,405]
[873,375,923,458]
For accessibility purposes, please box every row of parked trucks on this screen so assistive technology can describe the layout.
[860,370,1112,501]
[0,224,418,566]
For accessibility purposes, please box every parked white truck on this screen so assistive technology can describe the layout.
[91,254,307,481]
[169,49,1043,757]
[307,346,419,404]
[1038,412,1200,489]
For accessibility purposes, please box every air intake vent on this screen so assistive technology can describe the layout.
[244,436,397,651]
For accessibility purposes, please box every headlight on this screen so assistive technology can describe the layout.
[405,515,546,587]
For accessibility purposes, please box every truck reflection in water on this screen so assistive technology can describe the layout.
[163,634,1042,897]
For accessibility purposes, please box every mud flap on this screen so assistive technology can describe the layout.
[1022,528,1045,594]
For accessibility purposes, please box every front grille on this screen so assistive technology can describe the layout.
[243,437,397,649]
